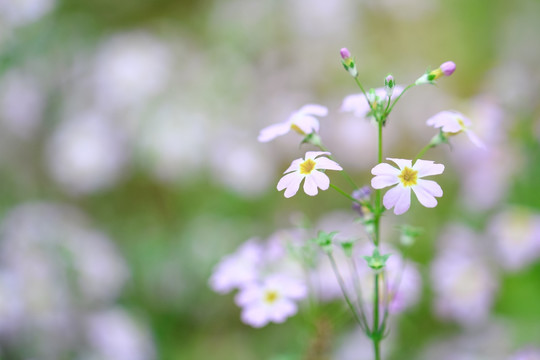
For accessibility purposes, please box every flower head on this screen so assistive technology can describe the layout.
[340,47,357,77]
[416,61,456,85]
[341,86,404,119]
[235,274,307,328]
[371,158,444,215]
[277,151,342,198]
[426,110,485,148]
[258,104,327,143]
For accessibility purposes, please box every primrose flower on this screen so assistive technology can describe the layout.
[258,104,327,143]
[235,274,307,328]
[426,110,485,148]
[277,151,342,198]
[416,61,456,85]
[371,158,444,215]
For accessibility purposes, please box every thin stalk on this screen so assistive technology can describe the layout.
[318,143,358,189]
[413,143,434,162]
[373,272,381,360]
[328,253,366,331]
[348,257,370,331]
[386,83,415,115]
[329,184,362,205]
[354,77,373,110]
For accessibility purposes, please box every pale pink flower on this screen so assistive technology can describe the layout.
[509,347,540,360]
[257,104,327,142]
[341,86,404,119]
[235,274,307,328]
[426,110,485,148]
[371,158,444,215]
[277,151,342,198]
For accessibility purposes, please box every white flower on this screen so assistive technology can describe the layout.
[235,274,307,328]
[426,110,485,148]
[277,151,342,198]
[371,158,444,215]
[258,104,327,142]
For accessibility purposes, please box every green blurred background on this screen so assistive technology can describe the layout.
[0,0,539,359]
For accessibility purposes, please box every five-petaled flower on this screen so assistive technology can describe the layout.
[258,104,328,143]
[235,274,307,328]
[277,151,342,198]
[426,110,485,148]
[371,158,444,215]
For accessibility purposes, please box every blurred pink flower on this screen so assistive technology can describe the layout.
[258,104,327,142]
[209,239,263,294]
[426,110,485,148]
[509,347,540,360]
[235,274,307,328]
[371,158,444,215]
[277,151,342,198]
[488,207,540,271]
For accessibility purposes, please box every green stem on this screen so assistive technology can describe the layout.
[354,77,373,110]
[373,272,381,360]
[386,83,415,115]
[413,143,435,162]
[317,143,358,189]
[329,184,362,205]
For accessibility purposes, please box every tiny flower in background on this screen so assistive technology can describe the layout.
[371,158,444,215]
[277,151,342,198]
[209,239,263,294]
[416,61,456,85]
[352,186,372,217]
[488,207,540,272]
[509,347,540,360]
[426,110,485,148]
[340,47,358,77]
[258,104,327,143]
[235,274,307,328]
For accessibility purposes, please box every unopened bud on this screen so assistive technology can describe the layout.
[340,47,358,77]
[415,61,457,85]
[384,74,395,97]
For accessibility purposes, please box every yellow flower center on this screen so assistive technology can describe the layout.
[398,167,418,187]
[290,124,305,135]
[264,290,279,304]
[299,158,316,175]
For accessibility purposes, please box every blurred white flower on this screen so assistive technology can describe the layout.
[84,308,155,360]
[93,32,172,110]
[0,70,45,139]
[0,0,55,26]
[488,207,540,272]
[46,111,129,194]
[431,225,498,327]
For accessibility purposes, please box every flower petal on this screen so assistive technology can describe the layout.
[298,104,328,117]
[465,129,486,149]
[341,94,369,117]
[371,163,400,176]
[241,303,270,328]
[268,299,297,323]
[416,179,443,197]
[372,175,399,189]
[292,115,319,134]
[257,122,291,142]
[314,157,342,171]
[412,184,438,208]
[283,158,303,174]
[305,151,330,160]
[310,170,330,190]
[394,186,411,215]
[413,159,444,177]
[303,175,319,196]
[383,185,404,210]
[277,173,303,198]
[426,111,462,133]
[388,158,412,170]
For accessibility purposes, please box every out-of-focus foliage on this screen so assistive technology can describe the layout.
[0,0,539,359]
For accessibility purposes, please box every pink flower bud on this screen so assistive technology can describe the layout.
[439,61,456,76]
[340,47,351,60]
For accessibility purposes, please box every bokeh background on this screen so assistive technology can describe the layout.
[0,0,539,359]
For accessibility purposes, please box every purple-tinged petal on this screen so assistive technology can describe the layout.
[341,94,369,117]
[465,130,486,149]
[277,173,303,198]
[426,111,462,133]
[305,151,330,160]
[310,170,330,191]
[257,122,291,142]
[371,163,400,176]
[268,299,297,323]
[303,175,319,196]
[388,158,412,170]
[383,185,404,210]
[417,179,443,197]
[241,304,270,328]
[372,175,399,189]
[292,114,320,134]
[413,159,444,177]
[298,104,328,117]
[315,157,342,171]
[394,186,411,215]
[283,158,303,174]
[412,185,438,208]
